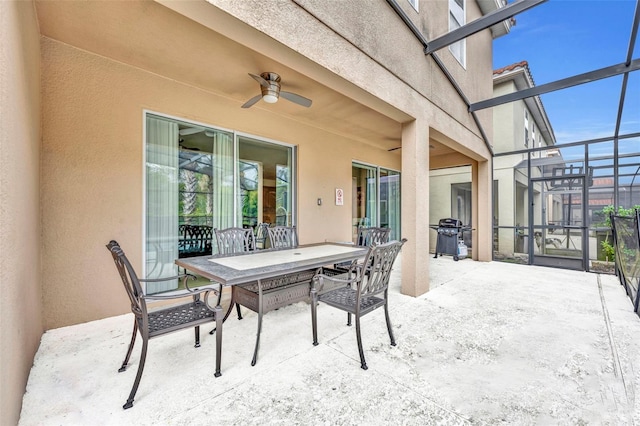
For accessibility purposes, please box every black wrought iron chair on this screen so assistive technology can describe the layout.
[255,222,271,249]
[335,226,391,271]
[212,227,256,324]
[106,240,222,409]
[311,238,406,370]
[357,226,391,246]
[215,227,256,254]
[267,225,298,249]
[179,225,214,258]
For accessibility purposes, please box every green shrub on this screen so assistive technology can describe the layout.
[598,205,640,262]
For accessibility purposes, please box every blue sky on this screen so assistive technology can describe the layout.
[492,0,639,147]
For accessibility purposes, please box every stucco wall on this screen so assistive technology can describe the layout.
[0,1,43,424]
[203,0,494,157]
[41,37,400,329]
[493,80,517,153]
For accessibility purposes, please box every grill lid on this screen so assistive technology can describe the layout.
[438,218,463,228]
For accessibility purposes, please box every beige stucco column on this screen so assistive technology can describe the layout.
[401,119,431,296]
[472,158,493,261]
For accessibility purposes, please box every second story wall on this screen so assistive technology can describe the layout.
[205,0,496,149]
[492,65,555,156]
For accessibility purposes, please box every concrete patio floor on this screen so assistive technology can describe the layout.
[19,256,640,425]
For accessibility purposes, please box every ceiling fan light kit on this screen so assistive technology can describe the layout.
[262,93,279,104]
[242,72,312,109]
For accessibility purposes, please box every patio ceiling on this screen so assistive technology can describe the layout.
[34,0,413,154]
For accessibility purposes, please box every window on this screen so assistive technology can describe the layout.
[406,0,418,12]
[449,0,465,67]
[352,163,378,234]
[451,182,472,247]
[380,168,401,240]
[451,182,471,226]
[144,113,295,293]
[531,123,536,149]
[352,163,401,242]
[524,110,530,147]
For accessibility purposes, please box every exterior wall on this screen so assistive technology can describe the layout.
[40,38,400,329]
[492,80,517,153]
[0,2,43,424]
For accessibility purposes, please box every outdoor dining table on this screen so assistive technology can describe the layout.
[175,242,369,372]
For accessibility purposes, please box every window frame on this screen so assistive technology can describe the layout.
[524,109,530,148]
[448,0,466,68]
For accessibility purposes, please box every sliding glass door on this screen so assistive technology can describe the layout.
[145,114,295,293]
[238,136,294,227]
[352,162,401,242]
[145,116,180,293]
[380,168,401,240]
[352,163,378,232]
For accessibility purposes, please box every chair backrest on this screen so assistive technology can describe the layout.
[180,225,214,256]
[255,222,270,249]
[356,226,391,247]
[358,239,406,298]
[267,225,298,249]
[106,240,147,319]
[214,227,256,255]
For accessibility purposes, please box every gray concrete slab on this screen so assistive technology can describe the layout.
[18,257,640,425]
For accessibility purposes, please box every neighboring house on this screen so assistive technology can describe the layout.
[491,61,557,258]
[429,60,556,258]
[2,0,511,422]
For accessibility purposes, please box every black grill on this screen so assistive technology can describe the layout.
[437,218,463,236]
[432,218,469,261]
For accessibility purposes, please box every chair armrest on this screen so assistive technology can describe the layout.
[312,270,360,294]
[138,273,197,283]
[141,274,214,300]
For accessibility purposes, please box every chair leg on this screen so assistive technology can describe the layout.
[347,312,352,326]
[311,287,319,346]
[119,319,138,373]
[123,335,149,409]
[355,315,367,370]
[214,304,222,377]
[384,300,396,346]
[251,280,264,366]
[194,325,201,348]
[210,284,236,335]
[251,309,263,366]
[236,303,243,320]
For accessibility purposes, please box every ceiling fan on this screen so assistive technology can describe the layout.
[241,72,312,109]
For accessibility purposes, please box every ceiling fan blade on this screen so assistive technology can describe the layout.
[241,94,262,109]
[249,73,270,88]
[280,91,312,108]
[179,127,205,136]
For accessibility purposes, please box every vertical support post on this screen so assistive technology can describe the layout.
[472,159,493,261]
[400,119,430,296]
[527,150,535,262]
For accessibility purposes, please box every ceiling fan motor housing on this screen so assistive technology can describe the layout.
[260,72,281,102]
